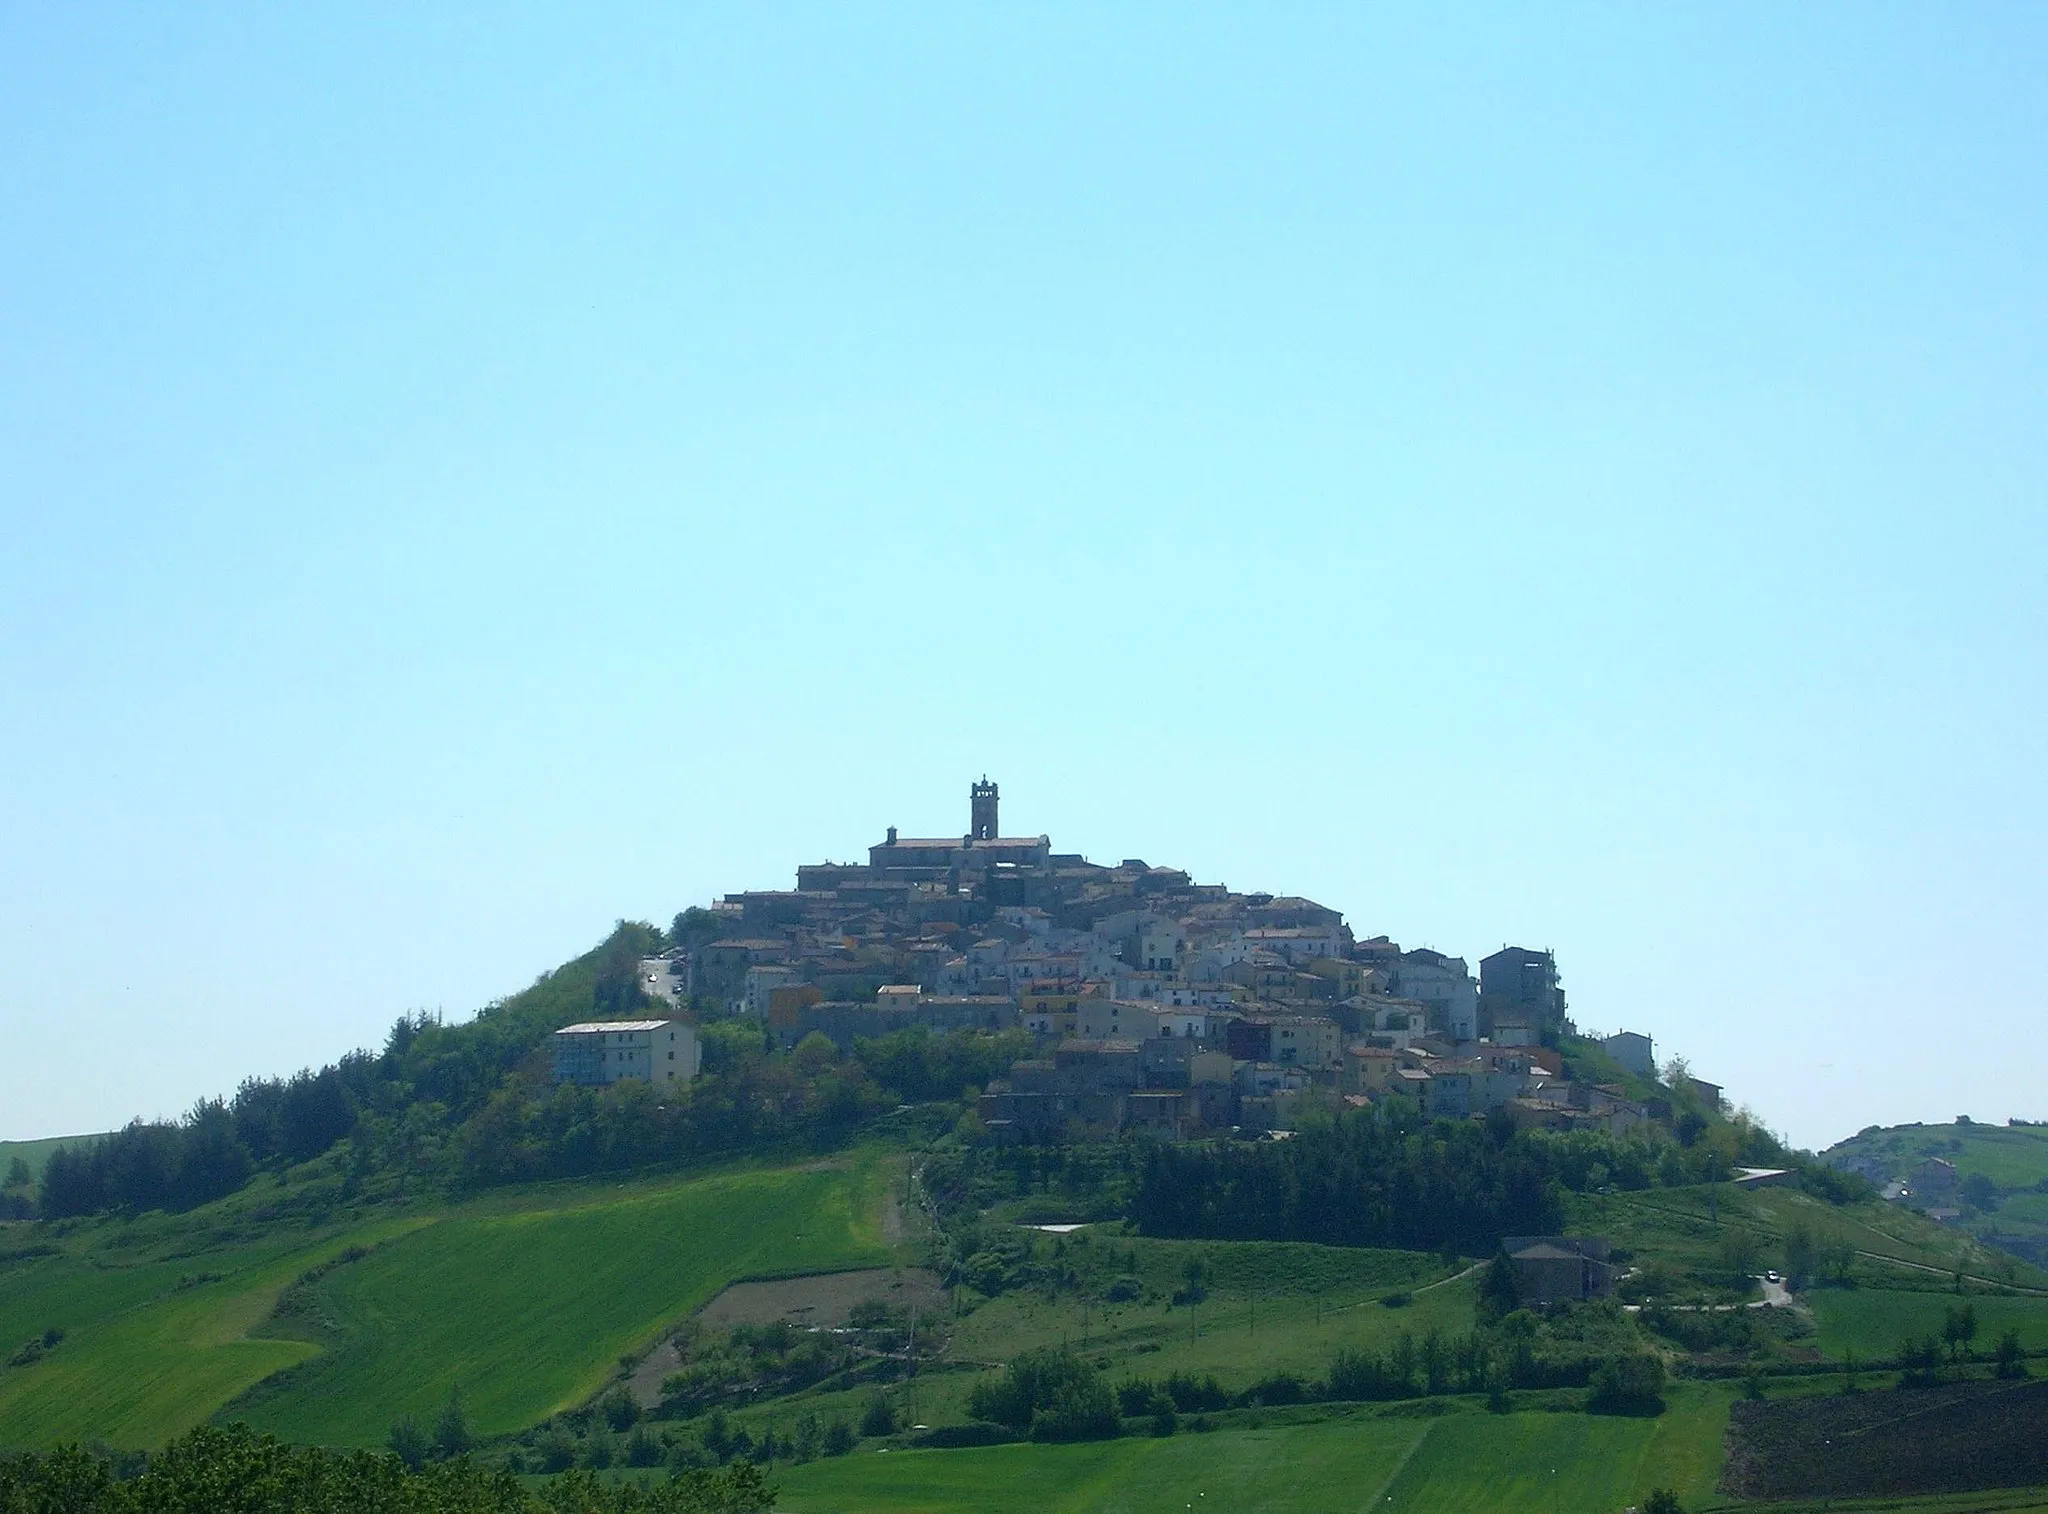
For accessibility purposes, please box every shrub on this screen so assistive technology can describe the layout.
[601,1384,641,1431]
[968,1346,1118,1441]
[1587,1352,1666,1415]
[859,1392,898,1439]
[535,1422,578,1472]
[822,1417,856,1456]
[1642,1490,1684,1514]
[430,1389,471,1459]
[625,1424,662,1467]
[1245,1372,1305,1407]
[1161,1371,1228,1412]
[386,1415,428,1471]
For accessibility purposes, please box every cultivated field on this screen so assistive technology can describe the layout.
[773,1384,1736,1514]
[230,1158,894,1447]
[1808,1288,2048,1362]
[0,1153,893,1450]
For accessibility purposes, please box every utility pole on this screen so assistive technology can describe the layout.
[908,1303,920,1427]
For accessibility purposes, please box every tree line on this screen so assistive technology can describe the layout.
[31,918,1033,1219]
[0,1423,770,1514]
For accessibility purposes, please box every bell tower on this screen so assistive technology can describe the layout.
[970,777,999,841]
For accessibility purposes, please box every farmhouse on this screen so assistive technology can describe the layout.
[552,1019,702,1088]
[1503,1235,1615,1305]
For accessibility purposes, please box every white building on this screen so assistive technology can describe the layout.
[1601,1030,1655,1078]
[743,964,803,1016]
[552,1019,702,1088]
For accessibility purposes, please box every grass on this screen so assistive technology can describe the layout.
[1808,1288,2048,1361]
[0,1215,427,1449]
[0,1151,896,1451]
[230,1156,894,1448]
[0,1134,107,1183]
[1571,1183,2048,1291]
[772,1385,1736,1514]
[1831,1124,2048,1193]
[708,1233,1473,1441]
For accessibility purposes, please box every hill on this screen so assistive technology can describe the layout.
[0,1151,892,1450]
[1826,1120,2048,1268]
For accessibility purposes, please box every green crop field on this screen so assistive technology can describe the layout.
[0,1152,894,1451]
[0,1213,430,1449]
[773,1385,1736,1514]
[230,1157,893,1448]
[1808,1288,2048,1362]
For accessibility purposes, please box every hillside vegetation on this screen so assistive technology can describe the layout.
[1827,1119,2048,1269]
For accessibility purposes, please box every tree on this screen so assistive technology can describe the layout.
[1717,1227,1761,1279]
[1943,1302,1979,1362]
[1642,1490,1685,1514]
[431,1386,471,1459]
[858,1392,898,1438]
[966,1347,1118,1441]
[1587,1352,1666,1415]
[601,1383,641,1431]
[4,1157,30,1189]
[822,1417,856,1456]
[386,1414,429,1471]
[1995,1328,2028,1379]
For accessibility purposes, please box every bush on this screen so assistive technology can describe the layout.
[431,1389,471,1459]
[859,1392,898,1439]
[1244,1372,1304,1407]
[535,1422,578,1472]
[1642,1489,1684,1514]
[822,1417,856,1456]
[967,1346,1118,1441]
[625,1424,663,1467]
[1161,1371,1228,1412]
[386,1415,428,1471]
[1587,1352,1666,1415]
[601,1384,641,1431]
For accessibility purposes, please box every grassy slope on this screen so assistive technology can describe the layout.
[774,1385,1734,1514]
[1828,1123,2048,1192]
[0,1211,428,1449]
[232,1156,894,1448]
[1570,1182,2048,1289]
[0,1134,108,1183]
[711,1235,1471,1440]
[0,1152,894,1451]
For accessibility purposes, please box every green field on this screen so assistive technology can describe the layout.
[1808,1288,2048,1362]
[0,1133,106,1183]
[696,1233,1472,1443]
[0,1154,893,1451]
[774,1386,1734,1514]
[1572,1183,2048,1290]
[0,1212,429,1449]
[232,1159,892,1447]
[1829,1123,2048,1193]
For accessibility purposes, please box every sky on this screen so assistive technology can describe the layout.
[2,5,2043,1151]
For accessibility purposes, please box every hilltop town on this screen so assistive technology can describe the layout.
[565,779,1717,1147]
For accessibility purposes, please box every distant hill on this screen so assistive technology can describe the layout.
[1824,1118,2048,1267]
[0,1135,109,1184]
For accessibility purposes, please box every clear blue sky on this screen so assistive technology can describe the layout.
[3,5,2043,1150]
